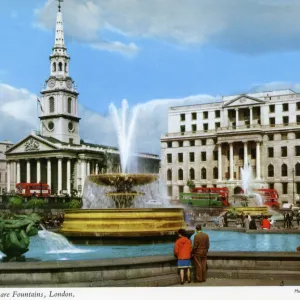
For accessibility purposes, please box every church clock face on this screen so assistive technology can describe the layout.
[48,121,55,131]
[48,79,56,88]
[66,80,72,89]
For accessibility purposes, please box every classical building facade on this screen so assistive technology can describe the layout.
[5,4,159,195]
[0,141,13,193]
[161,89,300,203]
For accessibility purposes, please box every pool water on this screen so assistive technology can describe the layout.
[1,230,299,262]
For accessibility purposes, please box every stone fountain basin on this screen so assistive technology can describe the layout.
[88,173,158,186]
[60,208,186,240]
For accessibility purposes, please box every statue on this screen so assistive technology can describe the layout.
[0,213,41,262]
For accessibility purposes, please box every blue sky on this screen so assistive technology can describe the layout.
[1,0,300,154]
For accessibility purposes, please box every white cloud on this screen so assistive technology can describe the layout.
[34,0,300,54]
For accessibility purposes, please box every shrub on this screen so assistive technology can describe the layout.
[186,180,195,192]
[8,196,23,210]
[68,199,81,209]
[25,199,45,209]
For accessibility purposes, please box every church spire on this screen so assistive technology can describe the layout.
[53,0,66,51]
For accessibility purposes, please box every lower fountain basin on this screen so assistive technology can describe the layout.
[60,208,186,244]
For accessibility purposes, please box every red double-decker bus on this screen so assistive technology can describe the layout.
[192,187,230,206]
[16,183,51,197]
[254,188,279,209]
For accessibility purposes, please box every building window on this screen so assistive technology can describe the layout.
[180,125,185,134]
[297,116,300,124]
[215,110,220,118]
[269,183,274,189]
[189,152,195,162]
[167,142,172,148]
[282,103,289,112]
[178,153,183,163]
[296,132,300,139]
[58,62,63,71]
[167,169,172,181]
[251,148,256,159]
[282,183,288,194]
[295,146,300,156]
[49,97,55,113]
[201,152,206,161]
[201,168,207,179]
[269,117,275,127]
[191,112,197,120]
[178,141,183,147]
[213,151,218,161]
[167,186,172,197]
[213,167,218,179]
[281,164,288,177]
[268,147,274,158]
[297,102,300,110]
[190,140,195,147]
[297,182,300,194]
[65,63,68,72]
[283,116,289,125]
[178,169,183,180]
[52,62,56,72]
[268,165,274,177]
[238,148,244,160]
[281,133,287,140]
[203,124,208,131]
[201,140,206,146]
[269,105,275,113]
[203,111,208,119]
[180,114,185,121]
[281,146,287,157]
[179,185,184,194]
[189,168,195,180]
[192,124,197,132]
[215,122,220,129]
[67,98,72,113]
[167,154,172,163]
[268,134,274,141]
[296,163,300,176]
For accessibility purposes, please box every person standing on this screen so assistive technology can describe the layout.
[261,216,271,230]
[223,212,228,227]
[296,210,300,227]
[192,224,210,283]
[283,212,288,228]
[174,229,192,285]
[244,215,250,230]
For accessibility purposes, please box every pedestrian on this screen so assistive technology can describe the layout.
[241,213,245,228]
[261,216,271,230]
[288,211,294,229]
[249,217,257,230]
[244,215,250,230]
[296,211,300,227]
[192,224,210,283]
[223,212,228,227]
[283,212,288,228]
[174,229,192,285]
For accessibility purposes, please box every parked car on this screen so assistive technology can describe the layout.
[282,203,300,211]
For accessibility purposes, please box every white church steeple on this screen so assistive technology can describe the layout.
[39,0,81,145]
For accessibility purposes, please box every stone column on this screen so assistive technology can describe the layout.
[235,108,239,127]
[13,161,16,186]
[17,161,21,183]
[218,144,222,181]
[81,159,86,186]
[244,141,248,167]
[256,141,261,180]
[58,158,62,193]
[6,162,10,192]
[36,160,41,183]
[67,159,71,195]
[47,159,51,189]
[250,107,253,126]
[172,185,179,201]
[26,160,31,183]
[95,163,99,175]
[229,143,234,180]
[87,161,90,176]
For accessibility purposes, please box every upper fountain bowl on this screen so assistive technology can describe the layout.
[88,173,158,187]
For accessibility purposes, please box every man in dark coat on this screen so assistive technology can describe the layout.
[192,224,210,282]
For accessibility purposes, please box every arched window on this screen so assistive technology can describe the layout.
[52,62,56,72]
[65,63,68,72]
[296,163,300,176]
[189,168,195,180]
[49,97,55,113]
[58,62,63,71]
[213,167,218,179]
[167,169,172,181]
[281,164,288,177]
[68,98,72,113]
[201,167,207,180]
[268,165,274,177]
[178,169,183,180]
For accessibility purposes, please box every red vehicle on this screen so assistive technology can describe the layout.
[192,187,230,206]
[16,183,51,197]
[254,188,279,209]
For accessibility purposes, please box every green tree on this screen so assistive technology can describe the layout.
[25,199,45,210]
[186,180,195,192]
[8,197,23,210]
[68,199,82,209]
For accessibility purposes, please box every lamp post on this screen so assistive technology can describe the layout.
[292,168,295,205]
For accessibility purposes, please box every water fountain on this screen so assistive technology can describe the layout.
[60,99,186,243]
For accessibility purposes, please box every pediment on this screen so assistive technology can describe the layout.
[224,95,265,108]
[6,135,59,154]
